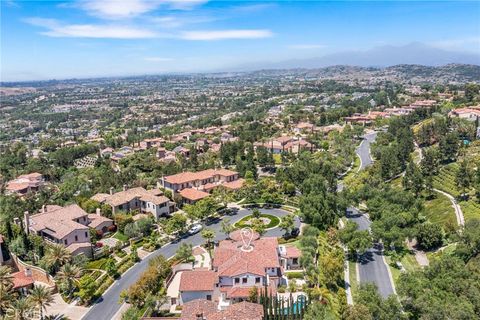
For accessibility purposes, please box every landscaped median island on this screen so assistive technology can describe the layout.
[234,212,281,229]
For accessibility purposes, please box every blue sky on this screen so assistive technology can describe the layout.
[1,0,479,81]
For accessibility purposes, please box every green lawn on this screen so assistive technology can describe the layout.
[459,200,480,223]
[385,256,402,285]
[113,232,129,242]
[348,260,358,301]
[234,213,281,229]
[401,253,421,273]
[432,163,461,197]
[273,154,282,165]
[423,193,457,230]
[86,257,110,270]
[432,162,480,223]
[426,243,457,262]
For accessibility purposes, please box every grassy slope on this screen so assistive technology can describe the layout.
[422,192,457,229]
[433,163,480,223]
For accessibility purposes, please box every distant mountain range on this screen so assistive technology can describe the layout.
[234,43,480,71]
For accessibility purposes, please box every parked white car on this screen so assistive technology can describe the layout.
[188,223,203,235]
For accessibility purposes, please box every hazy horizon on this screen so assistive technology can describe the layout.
[1,0,480,82]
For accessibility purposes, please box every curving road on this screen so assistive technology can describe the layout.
[347,131,396,299]
[82,208,299,320]
[357,131,377,171]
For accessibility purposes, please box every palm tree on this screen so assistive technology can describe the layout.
[45,244,71,273]
[0,266,13,290]
[201,228,215,257]
[6,297,34,320]
[30,285,54,320]
[44,315,69,320]
[0,287,11,316]
[56,263,82,298]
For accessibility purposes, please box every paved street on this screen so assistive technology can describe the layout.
[83,208,298,320]
[347,131,396,299]
[357,131,377,170]
[346,208,395,298]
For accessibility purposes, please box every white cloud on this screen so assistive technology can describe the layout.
[289,44,326,50]
[76,0,207,19]
[144,57,173,62]
[24,18,158,38]
[78,0,161,19]
[181,29,273,40]
[149,15,216,28]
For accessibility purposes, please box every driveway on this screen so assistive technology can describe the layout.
[82,207,298,320]
[45,293,89,320]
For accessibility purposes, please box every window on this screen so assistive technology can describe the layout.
[75,235,78,241]
[293,258,298,264]
[85,232,88,238]
[242,278,247,284]
[255,277,261,284]
[206,295,212,301]
[235,278,240,284]
[64,239,68,245]
[153,205,156,209]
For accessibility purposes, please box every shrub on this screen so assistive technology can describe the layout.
[286,272,304,279]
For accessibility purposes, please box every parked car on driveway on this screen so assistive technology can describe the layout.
[188,223,203,235]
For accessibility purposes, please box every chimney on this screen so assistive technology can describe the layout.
[24,268,32,278]
[96,208,101,216]
[123,184,128,191]
[42,204,46,213]
[23,211,30,234]
[110,187,114,195]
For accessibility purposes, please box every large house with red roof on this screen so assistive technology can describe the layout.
[174,231,300,311]
[161,169,244,204]
[448,106,480,121]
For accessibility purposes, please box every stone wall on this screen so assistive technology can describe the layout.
[10,254,57,290]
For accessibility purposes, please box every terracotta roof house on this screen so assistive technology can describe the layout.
[293,122,315,134]
[179,188,210,204]
[25,204,113,257]
[279,245,302,270]
[255,136,313,154]
[173,235,286,310]
[5,172,45,196]
[179,270,217,304]
[91,186,175,220]
[449,107,480,121]
[176,300,263,320]
[161,169,240,204]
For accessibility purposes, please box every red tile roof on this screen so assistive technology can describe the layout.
[164,169,238,185]
[11,271,34,289]
[223,179,245,190]
[179,270,217,292]
[179,300,263,320]
[213,237,281,277]
[282,246,301,258]
[179,188,210,201]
